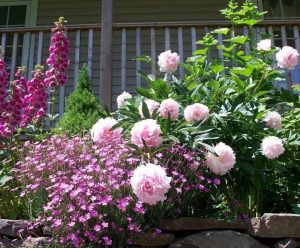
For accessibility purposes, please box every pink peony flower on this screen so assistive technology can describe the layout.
[159,99,180,121]
[275,46,299,70]
[91,117,122,142]
[184,103,209,123]
[131,163,171,205]
[117,91,132,108]
[261,136,285,159]
[206,142,236,175]
[130,119,162,148]
[264,111,282,129]
[257,39,272,51]
[157,50,180,73]
[139,99,160,118]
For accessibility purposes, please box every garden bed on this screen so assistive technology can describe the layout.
[1,1,300,247]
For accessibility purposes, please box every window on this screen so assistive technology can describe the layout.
[259,0,300,19]
[0,0,38,71]
[0,5,27,28]
[0,0,38,27]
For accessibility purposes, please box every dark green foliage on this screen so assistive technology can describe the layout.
[56,65,102,134]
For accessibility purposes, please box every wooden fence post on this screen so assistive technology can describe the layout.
[99,0,113,109]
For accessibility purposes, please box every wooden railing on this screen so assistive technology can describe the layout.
[0,20,300,113]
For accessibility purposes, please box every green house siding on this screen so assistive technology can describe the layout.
[32,0,299,110]
[36,0,240,109]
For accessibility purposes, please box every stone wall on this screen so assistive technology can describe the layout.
[1,214,300,248]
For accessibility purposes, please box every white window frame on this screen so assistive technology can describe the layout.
[0,0,38,27]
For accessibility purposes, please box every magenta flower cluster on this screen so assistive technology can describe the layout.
[16,135,144,247]
[44,17,69,88]
[0,63,48,138]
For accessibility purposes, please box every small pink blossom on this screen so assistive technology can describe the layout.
[139,99,160,118]
[159,99,180,121]
[117,91,132,108]
[264,111,282,129]
[157,50,180,73]
[130,119,162,148]
[276,46,299,70]
[261,136,285,159]
[91,117,122,143]
[257,39,272,51]
[206,142,236,175]
[131,163,171,205]
[184,103,209,123]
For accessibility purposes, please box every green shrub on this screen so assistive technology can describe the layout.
[56,65,103,134]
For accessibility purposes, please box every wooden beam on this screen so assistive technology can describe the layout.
[99,0,113,109]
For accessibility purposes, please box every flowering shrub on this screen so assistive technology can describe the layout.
[15,135,216,247]
[0,17,69,219]
[113,0,300,217]
[44,17,69,88]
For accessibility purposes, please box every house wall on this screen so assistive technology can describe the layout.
[34,0,297,111]
[36,0,243,110]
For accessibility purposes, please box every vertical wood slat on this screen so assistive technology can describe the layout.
[46,33,52,128]
[99,0,113,109]
[191,27,197,52]
[267,26,278,87]
[178,27,184,78]
[268,26,274,46]
[281,25,288,46]
[204,26,209,35]
[87,29,94,79]
[244,26,250,54]
[59,31,67,118]
[27,33,36,79]
[150,28,156,75]
[1,33,6,52]
[10,33,19,81]
[293,25,300,53]
[165,27,170,50]
[36,31,43,65]
[121,28,127,91]
[74,30,81,87]
[217,27,224,62]
[21,33,30,70]
[293,25,300,84]
[136,27,141,87]
[280,25,292,90]
[256,27,261,41]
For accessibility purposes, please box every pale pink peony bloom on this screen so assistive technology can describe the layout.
[159,99,180,121]
[275,46,299,70]
[257,39,272,51]
[184,103,209,123]
[131,163,171,205]
[261,136,285,159]
[139,99,160,118]
[91,117,122,142]
[130,119,162,148]
[157,50,180,73]
[264,111,282,129]
[206,142,236,176]
[117,91,132,108]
